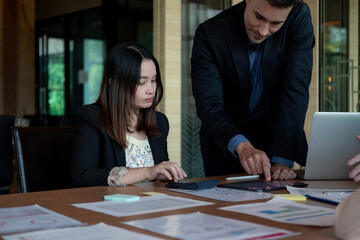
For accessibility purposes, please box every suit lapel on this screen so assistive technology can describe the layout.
[225,5,251,117]
[262,35,280,99]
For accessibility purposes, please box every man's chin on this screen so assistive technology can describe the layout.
[249,37,266,44]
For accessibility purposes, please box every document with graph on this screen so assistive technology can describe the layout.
[72,194,212,217]
[124,212,300,240]
[0,204,84,235]
[220,196,334,226]
[2,223,162,240]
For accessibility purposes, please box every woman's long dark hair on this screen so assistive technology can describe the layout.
[96,43,163,148]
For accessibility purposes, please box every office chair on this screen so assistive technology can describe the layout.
[13,126,76,193]
[23,114,79,127]
[0,116,15,194]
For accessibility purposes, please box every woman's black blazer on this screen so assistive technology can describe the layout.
[71,104,169,187]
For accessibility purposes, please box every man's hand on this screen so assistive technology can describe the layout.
[270,163,296,180]
[235,141,271,181]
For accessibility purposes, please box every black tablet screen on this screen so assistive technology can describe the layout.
[218,180,307,192]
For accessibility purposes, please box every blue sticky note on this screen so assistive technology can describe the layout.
[104,194,140,202]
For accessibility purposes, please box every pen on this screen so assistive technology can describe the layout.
[322,191,356,195]
[225,175,260,181]
[305,195,339,205]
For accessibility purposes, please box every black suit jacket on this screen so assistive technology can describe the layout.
[191,2,315,176]
[71,104,169,187]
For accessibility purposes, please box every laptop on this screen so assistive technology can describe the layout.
[304,112,360,180]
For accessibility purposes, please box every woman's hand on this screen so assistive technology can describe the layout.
[147,161,187,181]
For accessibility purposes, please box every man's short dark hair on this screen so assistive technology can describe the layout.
[268,0,302,8]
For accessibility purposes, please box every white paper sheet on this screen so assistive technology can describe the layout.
[124,212,300,240]
[2,223,162,240]
[0,205,84,235]
[286,186,356,196]
[72,195,213,217]
[286,186,356,204]
[220,196,335,227]
[168,187,273,202]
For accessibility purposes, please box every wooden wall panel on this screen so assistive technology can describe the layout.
[232,0,243,5]
[154,0,181,165]
[305,0,319,142]
[349,0,359,112]
[1,0,35,117]
[0,0,3,114]
[17,0,35,116]
[2,0,17,116]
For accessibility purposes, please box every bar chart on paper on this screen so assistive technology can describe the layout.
[123,212,300,240]
[220,196,335,227]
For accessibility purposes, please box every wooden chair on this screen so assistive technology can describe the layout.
[13,127,76,192]
[0,116,15,194]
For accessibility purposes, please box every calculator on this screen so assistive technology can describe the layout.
[165,180,220,190]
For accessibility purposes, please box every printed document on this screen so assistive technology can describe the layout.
[0,204,84,235]
[220,196,335,227]
[168,187,273,202]
[3,223,162,240]
[287,186,356,204]
[72,195,212,217]
[124,212,300,240]
[286,186,356,196]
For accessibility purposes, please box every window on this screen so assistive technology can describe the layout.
[47,38,65,115]
[83,39,104,105]
[181,0,231,177]
[319,0,360,112]
[36,3,153,121]
[36,8,104,118]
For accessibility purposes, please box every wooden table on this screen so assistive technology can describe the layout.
[0,176,358,239]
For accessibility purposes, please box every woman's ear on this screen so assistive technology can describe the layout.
[108,78,112,85]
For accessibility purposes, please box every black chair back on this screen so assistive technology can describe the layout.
[13,127,76,192]
[0,116,15,193]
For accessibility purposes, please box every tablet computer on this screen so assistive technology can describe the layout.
[217,180,308,192]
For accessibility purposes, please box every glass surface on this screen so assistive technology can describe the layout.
[83,39,105,105]
[319,0,360,112]
[36,5,152,117]
[181,0,231,178]
[48,38,65,116]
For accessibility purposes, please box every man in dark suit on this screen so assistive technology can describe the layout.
[191,0,315,181]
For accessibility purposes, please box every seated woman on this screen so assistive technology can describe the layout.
[71,43,187,187]
[334,188,360,239]
[334,134,360,239]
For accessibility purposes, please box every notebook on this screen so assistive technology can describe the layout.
[304,112,360,180]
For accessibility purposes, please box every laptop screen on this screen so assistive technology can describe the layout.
[304,112,360,180]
